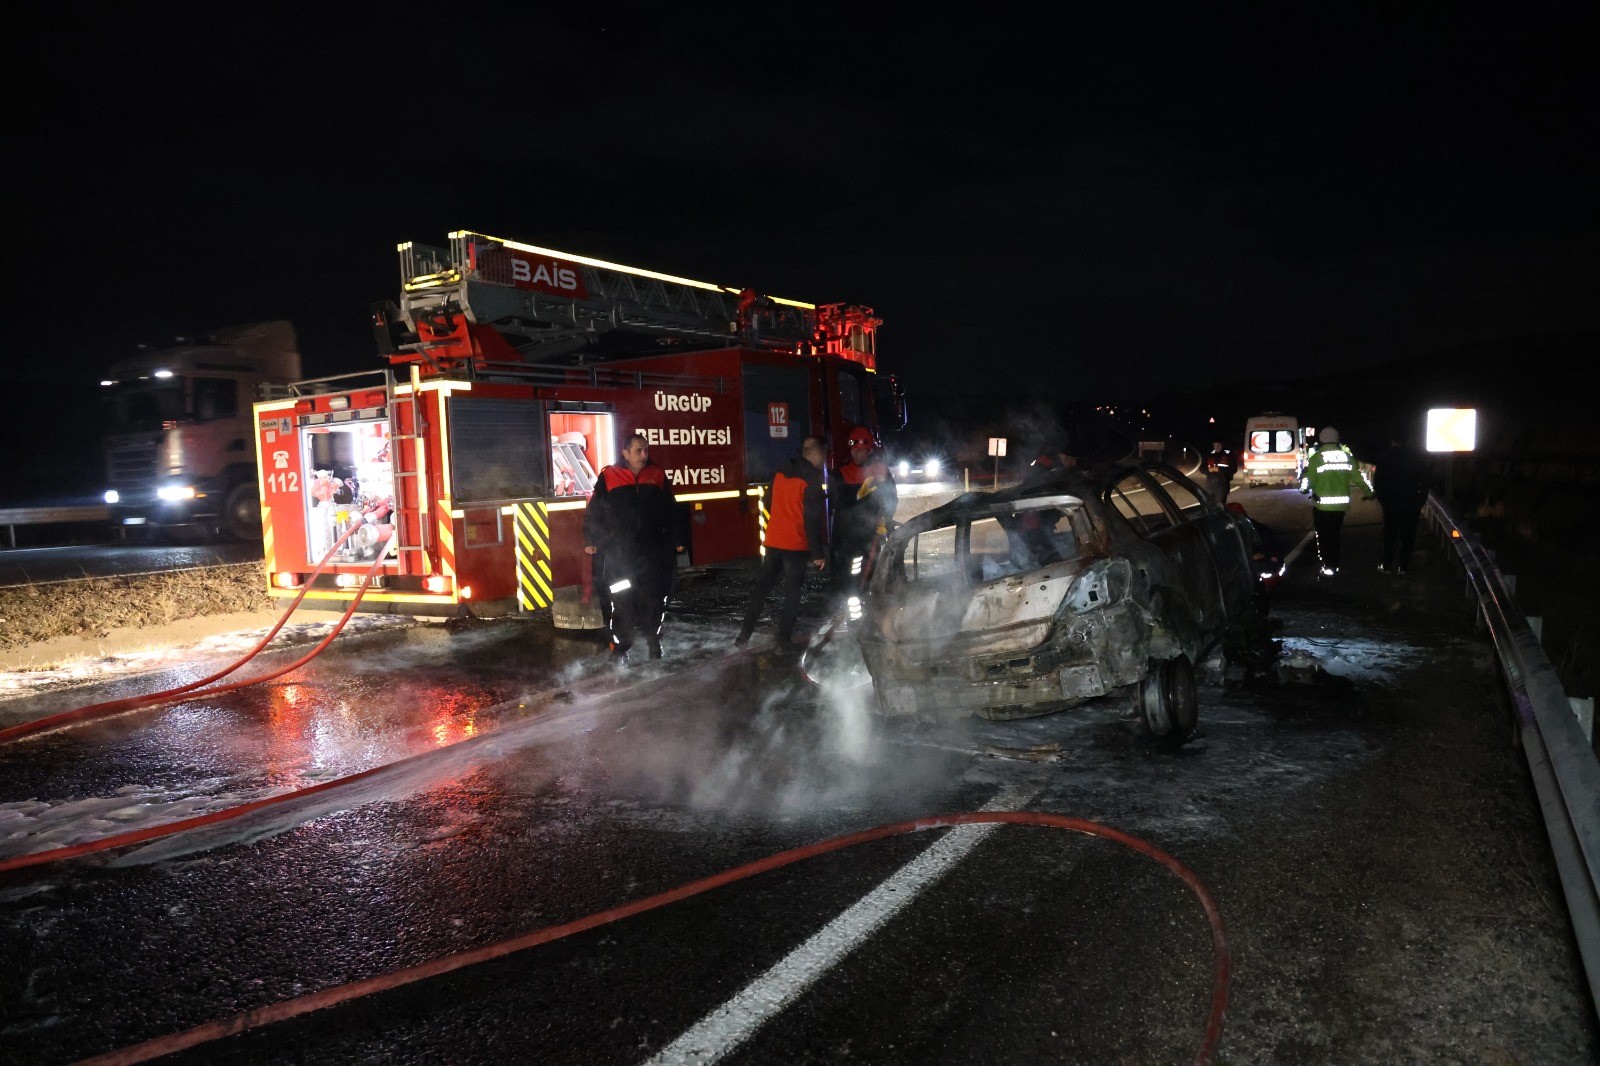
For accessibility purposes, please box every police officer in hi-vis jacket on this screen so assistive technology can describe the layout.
[1299,426,1374,577]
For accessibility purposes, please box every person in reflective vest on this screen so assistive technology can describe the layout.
[583,433,686,662]
[736,436,828,651]
[828,425,898,595]
[1298,426,1374,577]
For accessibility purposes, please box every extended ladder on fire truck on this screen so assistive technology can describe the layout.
[384,230,879,373]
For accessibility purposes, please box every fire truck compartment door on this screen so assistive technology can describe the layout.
[447,397,549,502]
[742,363,812,483]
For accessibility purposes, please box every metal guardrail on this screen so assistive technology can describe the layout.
[1428,492,1600,1013]
[0,505,111,548]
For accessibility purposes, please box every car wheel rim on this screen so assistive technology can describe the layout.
[1142,656,1196,738]
[1141,666,1172,735]
[1167,657,1197,737]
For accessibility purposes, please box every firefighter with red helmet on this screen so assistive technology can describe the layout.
[828,425,897,594]
[583,433,686,662]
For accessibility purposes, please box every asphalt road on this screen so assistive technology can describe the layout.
[0,540,263,587]
[1,492,1595,1064]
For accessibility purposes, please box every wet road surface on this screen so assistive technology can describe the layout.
[1,490,1595,1064]
[0,540,262,588]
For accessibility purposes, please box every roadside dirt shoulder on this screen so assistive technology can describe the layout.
[0,563,271,657]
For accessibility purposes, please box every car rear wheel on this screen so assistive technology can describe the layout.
[1138,656,1198,748]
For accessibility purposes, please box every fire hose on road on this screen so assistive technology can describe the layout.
[0,638,764,874]
[0,525,391,747]
[75,811,1231,1066]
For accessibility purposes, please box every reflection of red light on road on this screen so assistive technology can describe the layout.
[431,713,480,746]
[268,684,312,729]
[417,686,493,748]
[265,683,317,783]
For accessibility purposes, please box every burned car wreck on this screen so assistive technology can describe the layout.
[852,461,1271,746]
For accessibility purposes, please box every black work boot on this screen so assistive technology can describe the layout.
[647,636,662,660]
[734,627,752,647]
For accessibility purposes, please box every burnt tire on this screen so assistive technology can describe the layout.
[1138,655,1199,748]
[224,483,262,541]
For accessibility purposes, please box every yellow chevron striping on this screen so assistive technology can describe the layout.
[513,501,553,611]
[261,505,275,591]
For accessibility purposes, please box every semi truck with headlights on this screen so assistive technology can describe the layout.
[101,321,301,540]
[252,230,904,622]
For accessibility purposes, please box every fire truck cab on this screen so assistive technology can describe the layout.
[104,321,301,540]
[253,231,903,623]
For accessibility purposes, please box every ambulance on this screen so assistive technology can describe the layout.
[1241,413,1303,487]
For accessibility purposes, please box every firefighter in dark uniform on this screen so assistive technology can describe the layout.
[1022,441,1078,487]
[1373,426,1431,575]
[583,433,685,661]
[1205,440,1237,504]
[736,436,828,651]
[828,425,898,596]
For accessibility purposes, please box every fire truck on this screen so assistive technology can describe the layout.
[252,230,903,623]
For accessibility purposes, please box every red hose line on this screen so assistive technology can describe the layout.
[77,812,1230,1066]
[0,734,401,875]
[0,530,389,746]
[0,642,766,875]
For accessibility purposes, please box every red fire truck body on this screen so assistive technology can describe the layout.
[252,231,899,621]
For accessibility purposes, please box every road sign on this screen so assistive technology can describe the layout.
[987,437,1007,457]
[1426,408,1476,452]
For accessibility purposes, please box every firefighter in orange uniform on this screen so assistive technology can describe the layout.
[583,433,685,662]
[828,425,898,595]
[735,436,828,652]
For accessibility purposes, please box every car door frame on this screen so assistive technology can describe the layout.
[1103,464,1229,639]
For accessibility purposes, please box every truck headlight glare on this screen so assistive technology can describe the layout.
[157,485,197,502]
[104,489,120,504]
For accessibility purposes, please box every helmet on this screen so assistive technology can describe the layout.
[1225,502,1247,515]
[1318,426,1340,443]
[846,426,874,448]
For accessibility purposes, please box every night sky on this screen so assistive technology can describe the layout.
[4,4,1596,491]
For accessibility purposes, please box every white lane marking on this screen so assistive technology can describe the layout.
[647,783,1039,1065]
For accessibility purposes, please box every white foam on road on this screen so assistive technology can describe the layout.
[0,615,420,697]
[1278,634,1435,686]
[647,782,1038,1066]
